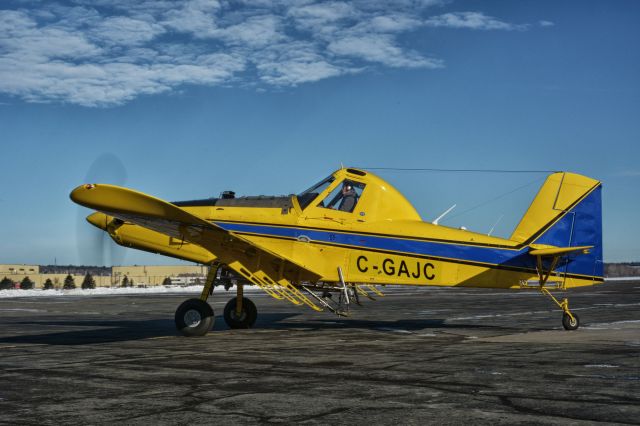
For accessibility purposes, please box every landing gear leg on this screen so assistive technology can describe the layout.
[224,283,257,329]
[175,263,219,337]
[539,286,580,330]
[535,255,580,330]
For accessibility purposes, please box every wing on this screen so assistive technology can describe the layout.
[71,184,323,310]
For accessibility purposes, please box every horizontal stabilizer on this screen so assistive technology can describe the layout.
[528,246,593,257]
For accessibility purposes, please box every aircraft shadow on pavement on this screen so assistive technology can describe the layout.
[0,313,523,345]
[0,313,298,345]
[256,316,514,332]
[0,319,177,345]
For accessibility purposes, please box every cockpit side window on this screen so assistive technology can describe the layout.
[318,180,366,213]
[297,176,335,210]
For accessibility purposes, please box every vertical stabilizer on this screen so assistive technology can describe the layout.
[511,172,603,278]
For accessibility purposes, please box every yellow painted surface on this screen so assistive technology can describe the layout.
[510,172,600,243]
[529,246,592,256]
[70,168,603,297]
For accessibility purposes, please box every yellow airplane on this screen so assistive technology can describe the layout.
[70,168,603,336]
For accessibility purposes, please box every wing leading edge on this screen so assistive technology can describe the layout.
[70,184,323,310]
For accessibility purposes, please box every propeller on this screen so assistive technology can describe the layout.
[76,153,128,267]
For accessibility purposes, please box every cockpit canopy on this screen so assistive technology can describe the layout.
[296,168,421,222]
[297,175,364,212]
[297,175,335,210]
[174,168,422,223]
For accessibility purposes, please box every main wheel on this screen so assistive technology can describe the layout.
[562,312,580,330]
[175,298,214,337]
[223,297,257,329]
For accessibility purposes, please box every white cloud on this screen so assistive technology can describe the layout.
[0,9,36,32]
[0,10,101,60]
[162,0,221,36]
[90,16,165,46]
[255,42,347,86]
[287,1,359,39]
[368,14,422,32]
[424,12,528,31]
[217,15,285,47]
[351,0,447,12]
[0,56,245,107]
[288,2,358,27]
[539,20,555,27]
[0,1,541,106]
[328,34,442,68]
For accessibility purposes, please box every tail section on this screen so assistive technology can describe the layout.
[511,172,603,279]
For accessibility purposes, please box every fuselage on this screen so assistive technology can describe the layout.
[166,168,602,289]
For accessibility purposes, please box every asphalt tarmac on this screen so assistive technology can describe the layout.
[0,281,639,425]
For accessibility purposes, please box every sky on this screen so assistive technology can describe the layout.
[0,0,638,266]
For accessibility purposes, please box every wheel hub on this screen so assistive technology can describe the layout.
[184,309,202,327]
[230,309,247,321]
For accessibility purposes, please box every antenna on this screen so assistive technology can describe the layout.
[488,214,504,236]
[432,204,456,225]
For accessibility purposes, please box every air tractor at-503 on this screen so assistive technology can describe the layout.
[71,168,603,336]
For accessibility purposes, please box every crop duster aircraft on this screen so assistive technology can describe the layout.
[70,168,603,336]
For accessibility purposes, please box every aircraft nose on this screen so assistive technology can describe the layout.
[87,212,108,230]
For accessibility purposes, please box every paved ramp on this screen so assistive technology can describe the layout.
[0,282,638,424]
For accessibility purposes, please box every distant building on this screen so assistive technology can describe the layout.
[0,264,207,289]
[112,265,207,286]
[0,264,39,275]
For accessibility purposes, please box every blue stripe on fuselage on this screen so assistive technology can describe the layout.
[213,184,602,279]
[214,221,541,271]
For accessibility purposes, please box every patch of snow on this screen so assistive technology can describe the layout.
[584,364,619,368]
[583,319,640,330]
[376,327,412,334]
[0,285,260,299]
[0,308,44,312]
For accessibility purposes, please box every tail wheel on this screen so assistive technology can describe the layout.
[562,312,580,330]
[175,298,214,337]
[223,297,257,329]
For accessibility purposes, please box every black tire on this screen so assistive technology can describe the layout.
[175,298,214,337]
[223,297,257,329]
[562,312,580,330]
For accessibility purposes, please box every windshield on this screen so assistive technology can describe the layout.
[318,180,366,213]
[297,175,335,210]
